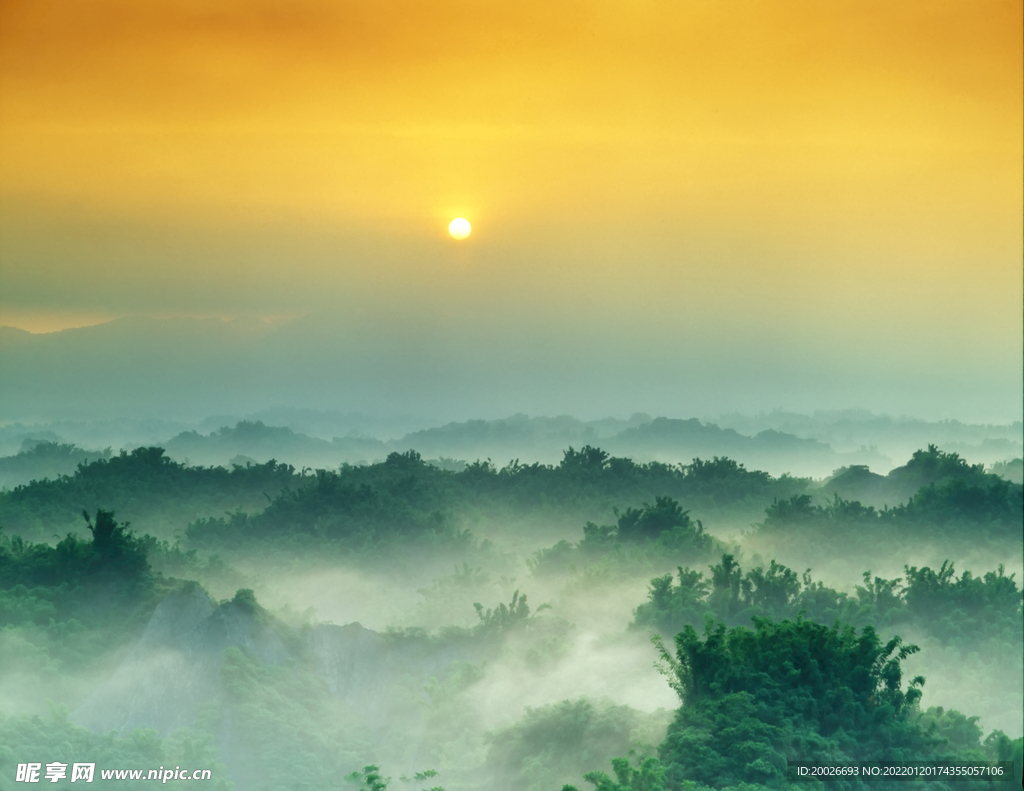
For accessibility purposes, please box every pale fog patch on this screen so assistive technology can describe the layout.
[466,514,584,556]
[897,626,1023,739]
[238,565,425,631]
[698,519,757,545]
[470,628,678,734]
[551,575,655,634]
[71,647,200,734]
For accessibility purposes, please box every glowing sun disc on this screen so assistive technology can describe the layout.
[448,218,471,239]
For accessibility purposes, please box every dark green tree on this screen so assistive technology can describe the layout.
[656,618,939,789]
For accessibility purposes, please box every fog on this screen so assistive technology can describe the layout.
[2,314,1022,429]
[3,0,1021,785]
[1,426,1020,788]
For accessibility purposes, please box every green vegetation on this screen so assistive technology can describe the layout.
[345,765,445,791]
[557,620,1022,791]
[776,448,1022,546]
[987,458,1023,485]
[484,699,670,791]
[0,447,299,542]
[757,482,1021,559]
[530,497,719,578]
[0,711,230,790]
[0,445,810,549]
[0,509,163,684]
[0,443,1020,791]
[0,441,111,490]
[633,555,1022,649]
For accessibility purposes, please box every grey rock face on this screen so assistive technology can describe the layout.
[73,586,486,741]
[306,622,388,700]
[72,586,288,735]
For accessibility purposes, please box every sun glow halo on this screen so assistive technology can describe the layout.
[448,218,471,240]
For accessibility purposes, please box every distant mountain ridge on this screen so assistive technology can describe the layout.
[713,408,1023,460]
[102,415,885,485]
[4,413,1008,486]
[147,415,881,477]
[4,316,1021,433]
[5,408,1022,490]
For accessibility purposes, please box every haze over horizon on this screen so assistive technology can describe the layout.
[1,312,1021,425]
[2,1,1022,424]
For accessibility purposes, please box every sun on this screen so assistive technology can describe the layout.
[448,217,471,240]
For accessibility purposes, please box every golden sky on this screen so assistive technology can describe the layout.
[0,0,1021,416]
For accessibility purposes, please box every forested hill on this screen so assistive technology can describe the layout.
[0,446,807,543]
[152,415,884,476]
[758,448,1023,552]
[0,446,1020,790]
[0,440,111,489]
[1,502,1020,790]
[2,444,1018,554]
[5,412,1021,488]
[819,444,1019,506]
[0,448,299,541]
[1,414,890,482]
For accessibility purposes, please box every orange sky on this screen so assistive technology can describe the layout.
[3,0,1019,223]
[0,0,1021,415]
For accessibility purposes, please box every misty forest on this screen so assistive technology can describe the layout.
[2,0,1022,789]
[0,412,1020,790]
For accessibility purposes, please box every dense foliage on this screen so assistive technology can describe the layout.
[657,619,955,788]
[0,509,164,681]
[0,446,811,549]
[529,497,719,578]
[633,555,1022,650]
[0,442,1020,791]
[0,447,299,541]
[0,712,230,790]
[483,698,670,791]
[762,449,1022,545]
[0,441,111,490]
[987,458,1023,485]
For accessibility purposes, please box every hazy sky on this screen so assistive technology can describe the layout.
[1,1,1021,420]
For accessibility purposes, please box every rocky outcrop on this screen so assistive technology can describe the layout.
[73,586,486,737]
[72,585,289,735]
